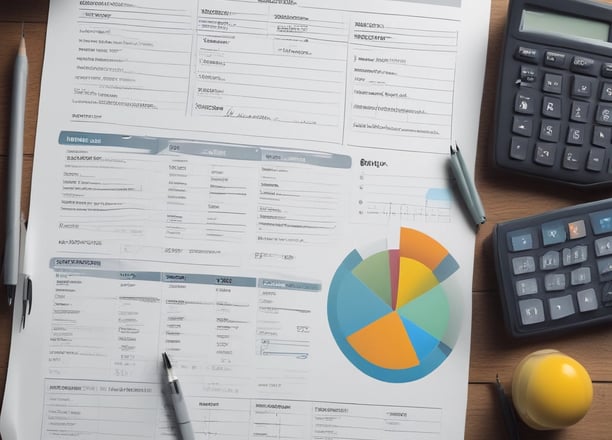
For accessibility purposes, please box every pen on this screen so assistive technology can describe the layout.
[162,352,195,440]
[3,29,28,305]
[496,374,520,440]
[449,143,486,226]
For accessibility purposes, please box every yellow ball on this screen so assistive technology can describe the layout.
[512,349,592,430]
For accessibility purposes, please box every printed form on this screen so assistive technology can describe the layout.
[1,0,490,438]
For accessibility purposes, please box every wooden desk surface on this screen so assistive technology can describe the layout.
[1,1,611,438]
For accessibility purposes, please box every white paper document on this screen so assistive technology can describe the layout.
[1,0,490,438]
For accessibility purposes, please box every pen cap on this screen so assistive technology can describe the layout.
[511,349,592,430]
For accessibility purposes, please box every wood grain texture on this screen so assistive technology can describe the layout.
[0,0,49,23]
[1,0,612,439]
[0,23,46,159]
[466,382,612,439]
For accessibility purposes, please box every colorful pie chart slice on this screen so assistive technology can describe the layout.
[328,227,460,382]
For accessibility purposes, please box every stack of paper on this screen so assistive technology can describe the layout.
[1,0,490,438]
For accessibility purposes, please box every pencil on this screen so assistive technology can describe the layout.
[3,29,28,305]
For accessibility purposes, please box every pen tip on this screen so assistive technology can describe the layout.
[18,35,26,56]
[6,285,15,306]
[162,352,172,369]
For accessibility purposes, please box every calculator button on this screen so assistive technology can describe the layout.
[541,221,566,246]
[563,245,588,265]
[534,143,556,167]
[515,89,536,114]
[568,219,587,239]
[520,65,537,83]
[562,248,572,266]
[510,137,529,160]
[601,82,612,102]
[570,56,597,76]
[542,73,563,94]
[587,148,606,172]
[597,256,612,279]
[515,46,539,63]
[512,256,536,275]
[545,273,566,291]
[540,250,560,270]
[572,76,594,98]
[595,103,612,125]
[602,282,612,305]
[603,63,612,78]
[542,96,562,119]
[590,209,612,235]
[595,236,612,257]
[513,116,533,136]
[592,126,611,147]
[562,146,582,170]
[539,120,560,142]
[571,267,592,286]
[519,298,545,325]
[549,295,575,320]
[516,278,538,296]
[577,288,598,312]
[544,51,567,68]
[570,101,590,122]
[573,245,588,262]
[508,228,534,251]
[566,125,584,145]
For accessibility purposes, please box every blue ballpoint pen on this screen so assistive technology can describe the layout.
[162,352,195,440]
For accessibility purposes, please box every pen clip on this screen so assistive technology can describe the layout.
[21,275,32,329]
[19,214,32,329]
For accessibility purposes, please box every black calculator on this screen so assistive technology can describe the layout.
[493,0,612,188]
[493,198,612,337]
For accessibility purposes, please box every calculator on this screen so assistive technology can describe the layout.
[493,198,612,337]
[493,0,612,188]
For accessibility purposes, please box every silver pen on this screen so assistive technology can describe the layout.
[162,352,195,440]
[449,143,486,226]
[4,29,28,305]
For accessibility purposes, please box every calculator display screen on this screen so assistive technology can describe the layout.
[520,9,610,44]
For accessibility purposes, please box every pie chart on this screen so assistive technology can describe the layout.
[327,227,461,383]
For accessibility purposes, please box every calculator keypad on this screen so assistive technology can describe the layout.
[494,199,612,337]
[495,42,612,187]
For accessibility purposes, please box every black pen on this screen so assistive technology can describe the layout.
[496,374,520,440]
[162,352,195,440]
